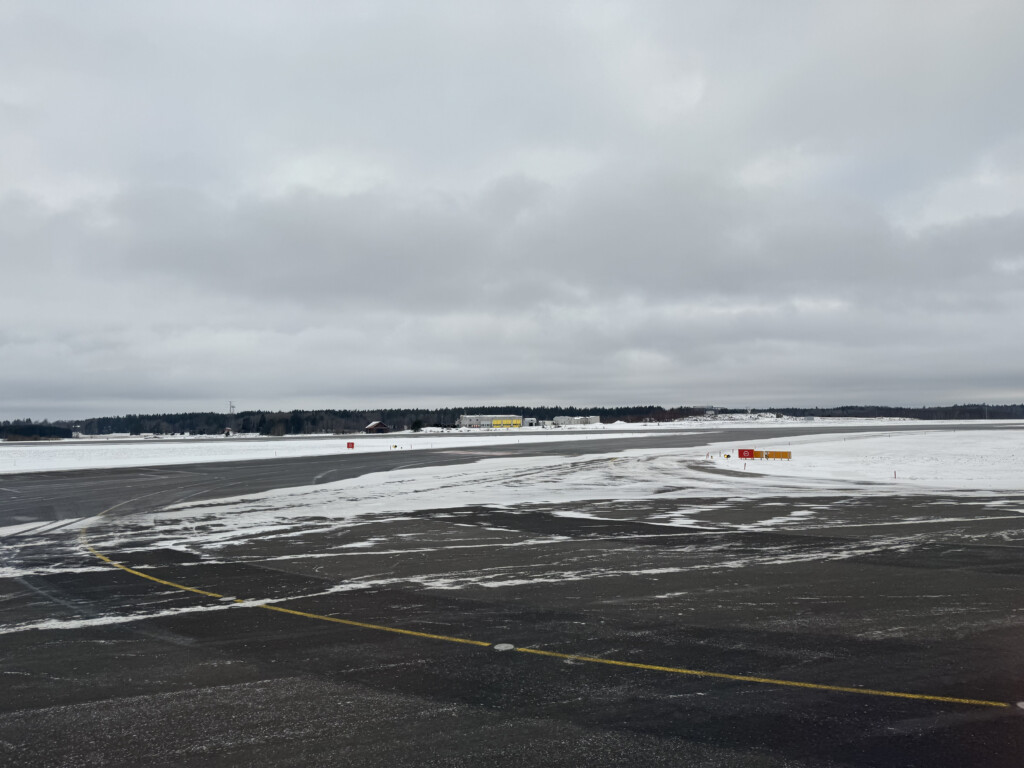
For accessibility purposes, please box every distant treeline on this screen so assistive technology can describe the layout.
[2,403,1021,439]
[765,404,1024,420]
[16,406,705,437]
[0,422,73,441]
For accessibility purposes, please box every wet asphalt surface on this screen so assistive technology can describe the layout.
[2,426,1023,767]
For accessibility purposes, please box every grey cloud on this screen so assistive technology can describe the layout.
[2,1,1023,419]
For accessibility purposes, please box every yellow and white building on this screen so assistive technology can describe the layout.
[457,414,523,429]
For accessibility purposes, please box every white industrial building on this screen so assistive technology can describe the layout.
[457,414,597,428]
[553,415,601,426]
[457,414,523,429]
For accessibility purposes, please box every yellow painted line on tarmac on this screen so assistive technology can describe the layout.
[79,497,228,600]
[515,648,1010,709]
[79,525,489,647]
[84,543,227,599]
[258,604,491,646]
[79,508,1012,709]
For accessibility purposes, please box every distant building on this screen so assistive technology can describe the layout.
[552,415,600,426]
[457,414,522,429]
[364,421,391,434]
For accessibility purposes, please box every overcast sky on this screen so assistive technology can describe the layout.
[2,1,1023,420]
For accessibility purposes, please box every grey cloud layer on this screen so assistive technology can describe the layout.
[2,1,1023,418]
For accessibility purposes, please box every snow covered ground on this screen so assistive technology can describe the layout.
[160,427,1024,533]
[4,425,1023,634]
[706,426,1024,492]
[0,429,643,475]
[1,415,1013,475]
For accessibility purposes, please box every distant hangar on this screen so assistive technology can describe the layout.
[553,415,600,426]
[457,414,601,429]
[457,414,527,429]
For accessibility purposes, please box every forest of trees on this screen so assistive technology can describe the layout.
[15,405,705,437]
[2,403,1021,439]
[764,404,1024,420]
[0,420,73,440]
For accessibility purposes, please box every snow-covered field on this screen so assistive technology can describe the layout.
[0,429,642,475]
[162,427,1024,531]
[708,427,1024,491]
[4,425,1023,635]
[1,416,1011,475]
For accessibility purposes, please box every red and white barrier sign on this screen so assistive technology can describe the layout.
[735,448,791,460]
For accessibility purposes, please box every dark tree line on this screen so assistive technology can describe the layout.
[0,420,73,440]
[4,403,1021,439]
[39,406,699,437]
[755,404,1024,420]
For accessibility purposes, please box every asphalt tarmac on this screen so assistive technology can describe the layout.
[2,425,1023,767]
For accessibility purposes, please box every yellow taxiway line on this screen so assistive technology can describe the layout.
[515,648,1009,708]
[79,513,1011,710]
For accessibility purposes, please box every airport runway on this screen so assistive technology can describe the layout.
[2,425,1023,766]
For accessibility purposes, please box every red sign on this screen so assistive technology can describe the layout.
[347,442,355,449]
[737,448,756,459]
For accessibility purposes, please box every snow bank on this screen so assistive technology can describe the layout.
[163,428,1024,533]
[0,431,644,475]
[707,427,1024,491]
